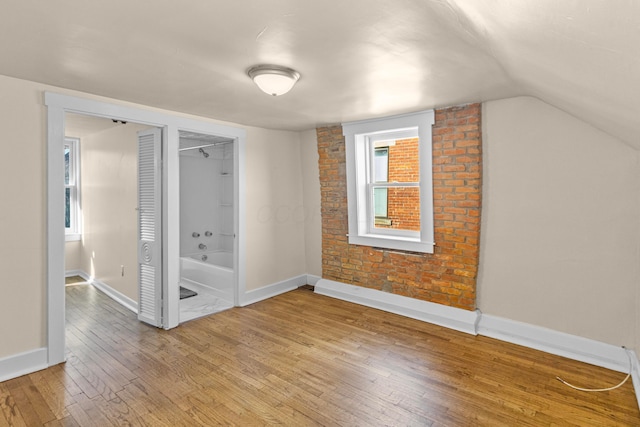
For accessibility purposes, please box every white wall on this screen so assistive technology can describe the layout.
[244,127,308,290]
[78,121,147,302]
[64,240,82,272]
[0,76,47,359]
[300,129,322,277]
[478,96,640,349]
[0,74,309,360]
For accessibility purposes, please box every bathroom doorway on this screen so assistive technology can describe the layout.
[178,131,236,321]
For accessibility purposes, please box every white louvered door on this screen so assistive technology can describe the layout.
[137,128,163,327]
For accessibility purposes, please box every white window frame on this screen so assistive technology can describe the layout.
[64,137,81,241]
[343,110,435,253]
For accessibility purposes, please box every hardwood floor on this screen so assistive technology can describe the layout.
[1,284,638,426]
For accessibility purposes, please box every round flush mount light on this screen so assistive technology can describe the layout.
[247,64,301,96]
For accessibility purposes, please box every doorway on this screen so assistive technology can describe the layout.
[46,92,247,366]
[178,131,236,322]
[64,114,153,316]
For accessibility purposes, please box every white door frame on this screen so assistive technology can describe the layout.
[45,92,246,365]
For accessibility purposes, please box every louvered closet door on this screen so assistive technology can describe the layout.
[137,128,163,327]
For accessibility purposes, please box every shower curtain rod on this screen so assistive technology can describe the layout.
[178,141,232,152]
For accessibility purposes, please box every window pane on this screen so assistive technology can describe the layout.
[373,187,387,217]
[388,138,419,184]
[374,186,420,232]
[65,187,71,228]
[374,148,388,182]
[64,145,70,185]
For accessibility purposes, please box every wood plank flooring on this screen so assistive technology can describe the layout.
[1,284,638,426]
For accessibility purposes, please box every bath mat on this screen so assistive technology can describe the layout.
[180,286,198,300]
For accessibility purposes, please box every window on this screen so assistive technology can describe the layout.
[64,137,81,241]
[343,110,435,253]
[373,147,389,221]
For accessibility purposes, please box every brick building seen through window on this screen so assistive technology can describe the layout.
[374,137,420,231]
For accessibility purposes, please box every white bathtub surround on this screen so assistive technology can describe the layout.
[187,251,233,269]
[181,251,233,299]
[179,136,234,257]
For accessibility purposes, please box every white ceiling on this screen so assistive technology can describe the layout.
[1,1,639,147]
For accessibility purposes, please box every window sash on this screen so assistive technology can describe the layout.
[368,183,420,237]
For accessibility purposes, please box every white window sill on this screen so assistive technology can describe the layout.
[348,233,434,253]
[65,233,81,242]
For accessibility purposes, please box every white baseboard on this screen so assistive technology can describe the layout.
[65,270,89,280]
[479,314,640,410]
[66,270,138,314]
[477,314,631,373]
[306,274,321,285]
[0,348,47,382]
[314,279,480,335]
[241,274,308,307]
[90,278,138,314]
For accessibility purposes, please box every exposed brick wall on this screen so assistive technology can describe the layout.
[317,104,481,310]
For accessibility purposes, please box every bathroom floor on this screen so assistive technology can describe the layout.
[179,281,233,322]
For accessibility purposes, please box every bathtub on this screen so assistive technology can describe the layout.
[180,250,234,302]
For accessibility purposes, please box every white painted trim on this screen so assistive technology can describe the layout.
[343,110,435,253]
[240,275,308,307]
[234,132,247,311]
[315,279,480,335]
[47,103,66,366]
[65,270,90,280]
[0,348,47,383]
[65,270,137,313]
[306,274,322,285]
[478,314,631,374]
[90,278,138,314]
[629,351,640,411]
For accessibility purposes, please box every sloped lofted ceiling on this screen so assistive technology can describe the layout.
[0,1,638,147]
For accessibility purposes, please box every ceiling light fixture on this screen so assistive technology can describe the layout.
[247,64,300,96]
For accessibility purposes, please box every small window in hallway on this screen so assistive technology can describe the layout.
[65,137,81,241]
